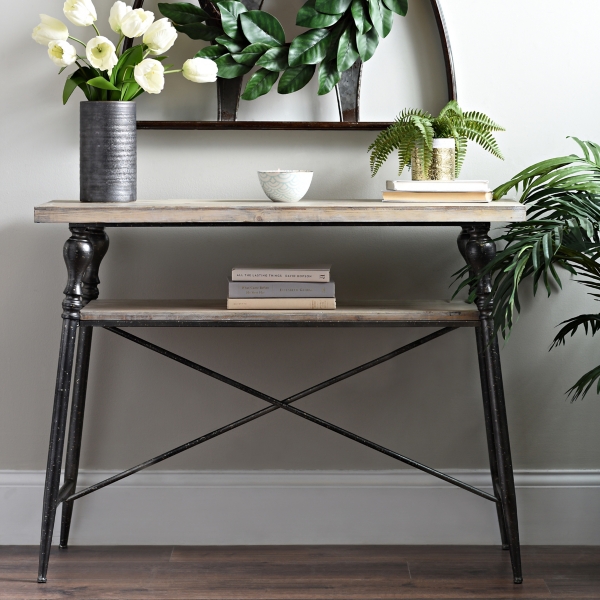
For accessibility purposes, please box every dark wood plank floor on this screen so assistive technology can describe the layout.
[1,546,598,599]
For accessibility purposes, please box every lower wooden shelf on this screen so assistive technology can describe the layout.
[79,300,480,327]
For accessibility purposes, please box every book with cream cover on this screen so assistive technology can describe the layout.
[227,297,336,310]
[382,191,493,203]
[229,279,335,298]
[232,266,331,282]
[386,180,490,193]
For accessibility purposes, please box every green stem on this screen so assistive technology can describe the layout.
[163,69,182,74]
[69,36,87,47]
[116,33,125,56]
[92,23,101,36]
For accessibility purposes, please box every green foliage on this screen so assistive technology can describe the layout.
[368,100,504,177]
[453,137,600,400]
[158,0,409,100]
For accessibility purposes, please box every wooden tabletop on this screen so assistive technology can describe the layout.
[34,199,526,225]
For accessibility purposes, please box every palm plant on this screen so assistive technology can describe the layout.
[369,100,504,178]
[454,137,600,400]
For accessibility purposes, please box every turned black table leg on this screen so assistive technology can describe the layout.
[461,223,522,584]
[37,226,95,583]
[457,227,509,550]
[59,227,109,550]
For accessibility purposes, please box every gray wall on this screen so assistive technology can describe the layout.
[2,0,600,474]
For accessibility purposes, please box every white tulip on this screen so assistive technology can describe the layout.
[86,36,118,73]
[63,0,97,27]
[109,1,131,34]
[32,14,69,46]
[182,57,218,83]
[143,18,177,55]
[134,59,165,94]
[121,9,155,38]
[48,40,78,67]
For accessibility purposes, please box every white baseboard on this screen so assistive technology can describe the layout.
[2,470,599,545]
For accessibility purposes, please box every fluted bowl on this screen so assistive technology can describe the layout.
[258,170,313,203]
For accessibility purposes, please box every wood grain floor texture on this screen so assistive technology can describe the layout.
[1,546,598,599]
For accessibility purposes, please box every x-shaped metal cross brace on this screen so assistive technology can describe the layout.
[62,325,498,505]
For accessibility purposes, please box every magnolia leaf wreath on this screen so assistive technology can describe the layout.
[158,0,408,100]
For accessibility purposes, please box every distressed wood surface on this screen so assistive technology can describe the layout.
[80,300,480,324]
[2,545,596,599]
[34,199,525,224]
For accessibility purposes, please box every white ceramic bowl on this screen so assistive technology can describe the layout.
[258,170,313,202]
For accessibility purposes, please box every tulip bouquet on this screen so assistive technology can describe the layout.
[32,0,218,103]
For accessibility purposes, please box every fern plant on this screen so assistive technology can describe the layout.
[453,137,600,400]
[368,100,505,178]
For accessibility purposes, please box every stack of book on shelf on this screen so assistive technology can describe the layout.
[382,180,493,203]
[227,266,336,310]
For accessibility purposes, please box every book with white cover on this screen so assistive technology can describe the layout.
[382,191,492,203]
[229,279,335,298]
[232,266,331,282]
[386,180,490,193]
[227,297,336,310]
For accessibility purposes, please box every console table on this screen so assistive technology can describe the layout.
[34,199,526,585]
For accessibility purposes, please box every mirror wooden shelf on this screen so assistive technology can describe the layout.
[130,0,456,131]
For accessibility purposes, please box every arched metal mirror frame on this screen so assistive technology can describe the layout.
[130,0,456,131]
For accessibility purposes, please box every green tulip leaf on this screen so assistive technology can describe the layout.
[241,68,279,100]
[232,42,270,66]
[317,60,341,95]
[382,0,408,16]
[217,1,248,40]
[214,53,252,78]
[356,26,379,61]
[157,2,210,24]
[296,0,343,28]
[255,46,289,72]
[315,0,352,15]
[63,74,83,104]
[278,64,316,94]
[173,22,222,41]
[87,77,120,91]
[195,45,228,59]
[337,25,359,72]
[240,11,286,47]
[289,29,331,66]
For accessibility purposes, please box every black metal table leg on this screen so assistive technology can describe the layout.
[462,223,523,584]
[457,228,509,550]
[37,226,96,583]
[59,227,109,550]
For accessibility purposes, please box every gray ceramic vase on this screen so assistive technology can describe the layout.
[80,101,137,203]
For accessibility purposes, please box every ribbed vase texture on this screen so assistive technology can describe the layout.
[80,102,137,203]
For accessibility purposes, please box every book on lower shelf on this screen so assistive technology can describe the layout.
[382,190,493,203]
[227,297,336,310]
[228,265,335,310]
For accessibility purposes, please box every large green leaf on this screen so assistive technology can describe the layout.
[63,74,85,104]
[255,46,289,71]
[240,11,285,47]
[112,44,143,87]
[317,60,341,95]
[158,2,210,24]
[195,45,228,58]
[289,29,331,66]
[278,64,316,94]
[315,0,352,15]
[217,1,248,40]
[368,0,384,37]
[174,22,222,41]
[87,77,120,91]
[380,3,393,37]
[214,53,252,78]
[337,25,359,72]
[297,0,343,27]
[382,0,408,16]
[232,42,270,66]
[350,0,369,34]
[241,68,279,100]
[215,34,246,52]
[356,27,379,61]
